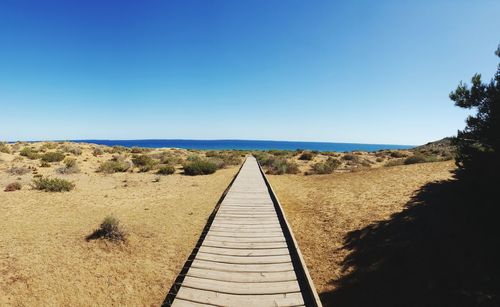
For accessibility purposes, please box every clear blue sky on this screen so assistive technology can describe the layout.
[1,0,499,145]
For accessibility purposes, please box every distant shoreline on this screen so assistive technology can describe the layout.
[43,139,416,152]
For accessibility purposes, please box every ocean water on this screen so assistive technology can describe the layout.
[73,139,414,152]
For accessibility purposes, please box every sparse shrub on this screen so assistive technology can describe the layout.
[268,150,293,157]
[266,158,299,175]
[187,154,202,162]
[157,165,175,175]
[92,147,104,156]
[87,216,127,242]
[56,158,80,174]
[105,146,130,154]
[131,154,157,172]
[298,151,315,161]
[342,154,359,161]
[41,151,65,163]
[183,160,218,175]
[376,157,384,162]
[311,157,341,174]
[404,154,438,165]
[98,160,130,173]
[7,166,30,175]
[31,177,75,192]
[20,147,40,159]
[5,182,21,192]
[40,142,58,151]
[130,147,148,153]
[0,142,11,154]
[63,146,82,155]
[390,151,407,158]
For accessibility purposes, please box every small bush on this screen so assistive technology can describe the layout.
[130,147,149,154]
[342,154,359,161]
[20,147,40,159]
[298,151,315,161]
[0,142,11,154]
[311,157,341,174]
[390,151,407,158]
[31,177,75,192]
[98,160,130,173]
[157,165,175,175]
[92,147,104,156]
[5,182,22,192]
[266,158,299,175]
[375,157,384,162]
[7,166,30,175]
[41,151,65,163]
[131,154,157,172]
[57,158,80,174]
[183,160,218,175]
[87,216,127,242]
[63,146,82,155]
[404,154,438,165]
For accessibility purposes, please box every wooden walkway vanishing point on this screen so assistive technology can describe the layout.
[163,156,322,307]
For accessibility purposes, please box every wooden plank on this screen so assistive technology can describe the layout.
[191,259,294,272]
[207,231,284,238]
[186,267,297,283]
[196,252,291,264]
[175,287,305,307]
[205,235,286,243]
[201,240,288,249]
[198,246,290,257]
[180,276,301,295]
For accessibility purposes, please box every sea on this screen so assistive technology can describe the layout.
[71,139,415,152]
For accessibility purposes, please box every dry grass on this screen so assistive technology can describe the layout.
[0,142,239,306]
[268,160,456,304]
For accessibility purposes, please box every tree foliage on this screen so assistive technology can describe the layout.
[449,45,500,178]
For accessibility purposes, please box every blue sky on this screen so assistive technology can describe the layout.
[1,0,499,145]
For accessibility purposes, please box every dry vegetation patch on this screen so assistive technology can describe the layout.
[268,160,456,306]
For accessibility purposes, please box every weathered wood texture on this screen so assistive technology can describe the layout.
[169,157,321,307]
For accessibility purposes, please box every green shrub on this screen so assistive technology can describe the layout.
[157,165,175,175]
[311,157,341,174]
[32,177,75,192]
[63,146,82,155]
[98,160,130,173]
[4,182,22,192]
[298,151,315,161]
[41,151,65,162]
[404,154,438,165]
[390,151,407,158]
[0,142,11,154]
[342,154,359,161]
[87,216,127,242]
[20,147,40,159]
[266,158,299,175]
[183,160,218,175]
[131,154,157,172]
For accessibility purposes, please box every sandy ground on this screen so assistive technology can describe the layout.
[0,143,238,306]
[268,160,456,304]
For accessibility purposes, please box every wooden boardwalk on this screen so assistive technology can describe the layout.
[164,156,321,307]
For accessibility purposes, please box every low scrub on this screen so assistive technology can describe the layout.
[92,147,104,156]
[62,145,82,155]
[266,158,299,175]
[0,142,11,154]
[7,166,30,175]
[4,182,22,192]
[41,151,66,163]
[183,159,218,175]
[98,160,130,173]
[20,147,40,159]
[390,151,407,158]
[298,151,315,161]
[86,216,127,242]
[157,165,175,175]
[32,177,75,192]
[56,158,80,174]
[384,159,405,167]
[131,154,157,172]
[404,154,438,165]
[311,157,341,174]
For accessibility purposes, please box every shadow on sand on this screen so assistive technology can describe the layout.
[320,176,500,307]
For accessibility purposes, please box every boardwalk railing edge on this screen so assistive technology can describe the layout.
[256,157,324,307]
[161,157,247,307]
